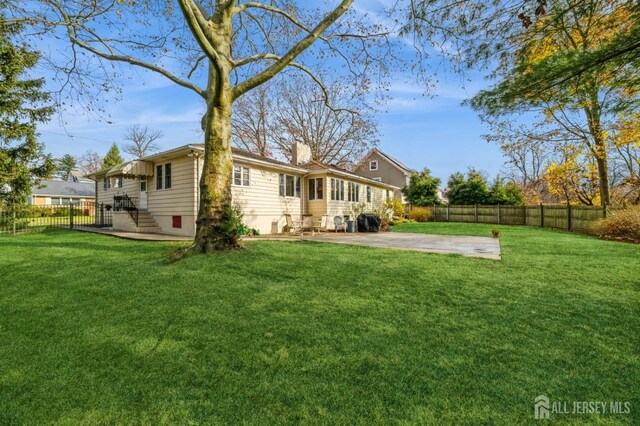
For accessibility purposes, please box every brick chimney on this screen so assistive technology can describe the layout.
[291,142,311,165]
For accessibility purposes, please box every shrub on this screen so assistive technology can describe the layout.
[384,197,405,216]
[408,207,432,222]
[51,207,84,217]
[219,204,245,248]
[594,206,640,243]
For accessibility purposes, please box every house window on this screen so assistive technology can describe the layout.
[156,165,163,190]
[369,160,378,171]
[103,177,107,190]
[117,177,123,189]
[372,177,382,182]
[308,178,323,200]
[366,186,372,203]
[348,182,360,202]
[386,190,390,201]
[279,174,300,197]
[233,166,250,187]
[331,178,345,201]
[165,163,172,189]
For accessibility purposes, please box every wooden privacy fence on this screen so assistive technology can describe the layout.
[0,202,113,235]
[424,204,621,234]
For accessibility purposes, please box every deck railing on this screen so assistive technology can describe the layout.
[113,195,139,226]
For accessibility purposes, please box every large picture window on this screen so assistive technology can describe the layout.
[279,174,300,197]
[233,166,250,187]
[331,178,345,201]
[308,178,323,200]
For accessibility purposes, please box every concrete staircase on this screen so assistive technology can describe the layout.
[135,211,161,233]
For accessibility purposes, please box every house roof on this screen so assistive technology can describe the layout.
[87,143,396,189]
[302,160,397,189]
[31,179,95,198]
[355,149,416,175]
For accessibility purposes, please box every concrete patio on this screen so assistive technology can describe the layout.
[76,227,192,242]
[76,228,501,259]
[250,231,501,260]
[308,232,500,260]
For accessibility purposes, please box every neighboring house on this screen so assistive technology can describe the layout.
[29,179,96,205]
[437,188,448,204]
[353,149,415,201]
[88,143,396,237]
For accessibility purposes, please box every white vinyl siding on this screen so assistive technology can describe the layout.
[148,156,195,216]
[95,174,140,206]
[232,164,304,233]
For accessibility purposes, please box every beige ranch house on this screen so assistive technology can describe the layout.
[89,143,397,237]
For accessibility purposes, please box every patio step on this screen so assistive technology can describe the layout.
[134,211,161,233]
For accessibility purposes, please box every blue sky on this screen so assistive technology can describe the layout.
[35,1,506,186]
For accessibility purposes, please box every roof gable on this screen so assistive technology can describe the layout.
[355,149,414,175]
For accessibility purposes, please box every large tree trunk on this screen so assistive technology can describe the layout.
[177,12,242,256]
[594,143,610,206]
[583,89,611,207]
[189,58,242,253]
[191,99,240,252]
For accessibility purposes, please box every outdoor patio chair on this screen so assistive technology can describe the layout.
[333,215,347,232]
[301,215,316,236]
[284,214,302,235]
[318,215,329,231]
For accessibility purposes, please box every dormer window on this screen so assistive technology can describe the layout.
[369,160,378,171]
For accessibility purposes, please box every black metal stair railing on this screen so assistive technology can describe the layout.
[113,194,139,226]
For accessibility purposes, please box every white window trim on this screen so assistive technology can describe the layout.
[331,178,345,201]
[232,165,251,187]
[164,163,172,190]
[308,177,324,201]
[372,177,382,182]
[279,174,301,198]
[155,163,172,191]
[369,160,378,171]
[348,182,360,202]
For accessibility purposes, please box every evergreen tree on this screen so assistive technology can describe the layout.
[55,154,77,180]
[0,5,55,204]
[488,178,526,206]
[101,143,123,169]
[402,168,442,206]
[446,169,491,205]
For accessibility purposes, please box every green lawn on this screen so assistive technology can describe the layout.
[0,224,638,424]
